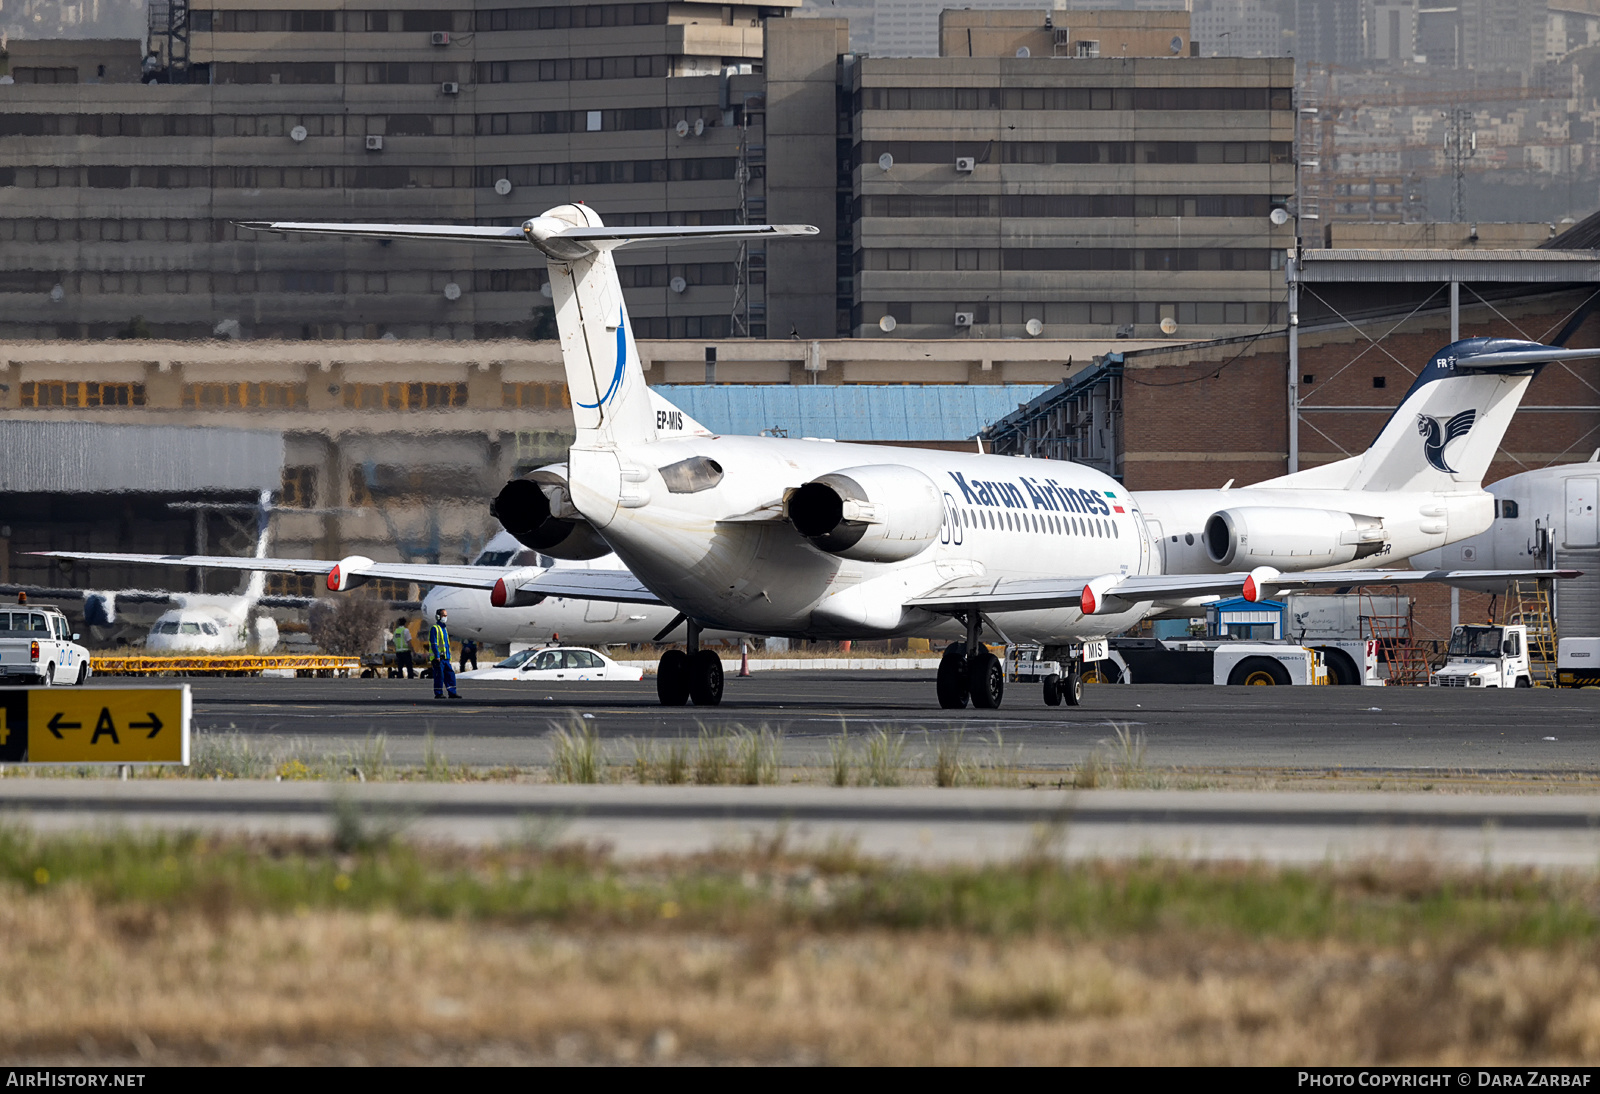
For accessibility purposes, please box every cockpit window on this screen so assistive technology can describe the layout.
[154,621,180,635]
[1500,499,1519,519]
[201,622,218,635]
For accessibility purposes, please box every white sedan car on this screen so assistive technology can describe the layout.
[458,646,645,682]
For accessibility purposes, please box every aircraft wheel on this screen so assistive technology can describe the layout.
[1228,657,1290,686]
[687,649,724,706]
[657,649,690,706]
[936,642,969,709]
[1062,664,1085,706]
[968,650,1004,709]
[1042,673,1062,706]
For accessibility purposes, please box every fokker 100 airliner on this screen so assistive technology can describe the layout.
[44,206,1587,709]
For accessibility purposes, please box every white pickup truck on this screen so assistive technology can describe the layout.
[0,606,92,686]
[1428,623,1532,689]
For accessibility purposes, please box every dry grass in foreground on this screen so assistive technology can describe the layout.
[0,832,1598,1065]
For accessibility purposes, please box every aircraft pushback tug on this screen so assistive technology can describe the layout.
[41,206,1586,709]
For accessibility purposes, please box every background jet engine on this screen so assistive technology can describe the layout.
[1203,507,1386,570]
[491,464,611,560]
[785,464,945,563]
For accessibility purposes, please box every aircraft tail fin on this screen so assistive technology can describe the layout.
[243,209,816,449]
[1344,338,1600,493]
[241,489,272,606]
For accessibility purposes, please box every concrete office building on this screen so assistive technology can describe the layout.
[0,0,793,341]
[766,10,1296,340]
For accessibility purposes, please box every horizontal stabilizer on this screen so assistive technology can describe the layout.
[1451,344,1600,368]
[239,219,818,257]
[237,222,530,246]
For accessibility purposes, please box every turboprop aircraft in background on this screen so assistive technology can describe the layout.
[40,206,1586,709]
[10,491,296,653]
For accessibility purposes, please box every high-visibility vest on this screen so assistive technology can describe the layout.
[429,623,450,660]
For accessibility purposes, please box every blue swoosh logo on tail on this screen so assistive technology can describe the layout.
[577,312,628,409]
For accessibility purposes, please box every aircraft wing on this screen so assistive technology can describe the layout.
[905,567,1582,614]
[33,551,662,604]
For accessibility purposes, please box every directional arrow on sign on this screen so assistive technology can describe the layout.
[46,713,81,739]
[130,713,162,738]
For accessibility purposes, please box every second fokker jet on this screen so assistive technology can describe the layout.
[44,207,1585,709]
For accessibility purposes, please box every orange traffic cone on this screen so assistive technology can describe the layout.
[739,644,751,677]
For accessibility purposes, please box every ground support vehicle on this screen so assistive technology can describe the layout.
[1109,638,1329,686]
[1429,624,1533,688]
[1557,637,1600,687]
[0,606,92,686]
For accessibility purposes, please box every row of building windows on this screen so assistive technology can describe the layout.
[192,5,671,34]
[859,300,1285,327]
[22,381,575,412]
[856,85,1291,113]
[0,108,729,140]
[855,141,1292,167]
[0,158,736,190]
[475,55,671,83]
[856,194,1279,219]
[860,248,1281,273]
[19,381,145,407]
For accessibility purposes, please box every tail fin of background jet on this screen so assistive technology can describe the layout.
[1260,338,1600,493]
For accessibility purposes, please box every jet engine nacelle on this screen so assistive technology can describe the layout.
[491,463,611,560]
[785,464,944,563]
[1203,507,1386,569]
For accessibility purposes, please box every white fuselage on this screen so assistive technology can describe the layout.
[571,436,1494,645]
[577,437,1148,642]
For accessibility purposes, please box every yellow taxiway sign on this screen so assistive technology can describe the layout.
[0,686,190,764]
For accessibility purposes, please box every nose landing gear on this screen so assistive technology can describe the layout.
[655,620,724,706]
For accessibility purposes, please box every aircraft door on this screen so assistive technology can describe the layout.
[942,492,963,546]
[1142,518,1164,575]
[584,599,619,622]
[1566,477,1598,547]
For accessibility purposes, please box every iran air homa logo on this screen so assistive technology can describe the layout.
[1416,409,1476,474]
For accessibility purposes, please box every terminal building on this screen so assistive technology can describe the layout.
[0,3,1292,344]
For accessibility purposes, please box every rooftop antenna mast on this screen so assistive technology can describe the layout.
[1442,107,1477,222]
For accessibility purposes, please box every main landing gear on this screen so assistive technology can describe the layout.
[936,613,1084,712]
[936,612,1005,710]
[656,620,723,706]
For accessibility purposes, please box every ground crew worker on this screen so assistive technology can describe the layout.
[429,609,460,699]
[392,618,416,679]
[459,637,478,673]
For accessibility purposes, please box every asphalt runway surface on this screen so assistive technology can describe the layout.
[152,670,1600,773]
[2,782,1597,866]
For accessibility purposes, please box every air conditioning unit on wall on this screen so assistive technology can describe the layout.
[430,31,450,46]
[955,157,976,173]
[365,135,384,151]
[954,312,975,327]
[441,81,460,95]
